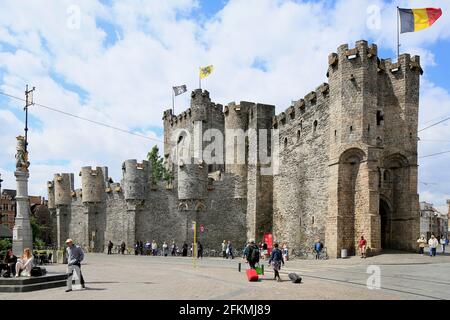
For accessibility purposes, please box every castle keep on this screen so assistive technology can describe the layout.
[47,41,421,257]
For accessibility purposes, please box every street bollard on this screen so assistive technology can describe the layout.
[262,264,264,275]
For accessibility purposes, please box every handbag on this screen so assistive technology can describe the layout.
[255,264,264,275]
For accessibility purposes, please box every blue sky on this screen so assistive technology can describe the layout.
[0,0,449,212]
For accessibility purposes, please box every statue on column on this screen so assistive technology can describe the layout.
[15,136,30,172]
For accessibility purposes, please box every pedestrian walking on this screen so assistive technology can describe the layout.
[65,239,85,292]
[282,243,289,261]
[417,235,427,255]
[171,241,177,256]
[221,240,227,259]
[139,241,144,255]
[197,242,203,259]
[107,241,113,255]
[151,240,158,256]
[227,241,234,259]
[358,235,367,259]
[440,236,447,254]
[428,234,439,257]
[182,243,188,257]
[134,241,139,255]
[120,241,126,255]
[163,242,168,257]
[145,240,151,255]
[268,243,285,282]
[313,238,323,260]
[244,240,260,269]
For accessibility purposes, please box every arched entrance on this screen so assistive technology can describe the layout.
[379,197,391,249]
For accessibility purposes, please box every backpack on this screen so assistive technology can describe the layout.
[250,245,260,261]
[30,267,46,277]
[288,273,302,283]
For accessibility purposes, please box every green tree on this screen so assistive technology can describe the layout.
[30,215,47,243]
[147,146,173,185]
[0,238,12,252]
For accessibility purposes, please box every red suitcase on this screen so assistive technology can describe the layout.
[246,268,259,282]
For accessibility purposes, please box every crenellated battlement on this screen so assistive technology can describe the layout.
[53,173,74,206]
[273,82,330,129]
[80,166,106,203]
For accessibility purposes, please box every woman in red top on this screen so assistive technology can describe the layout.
[358,236,367,259]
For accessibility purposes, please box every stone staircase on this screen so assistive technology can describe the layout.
[0,274,67,292]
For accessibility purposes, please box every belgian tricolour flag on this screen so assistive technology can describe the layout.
[399,8,442,33]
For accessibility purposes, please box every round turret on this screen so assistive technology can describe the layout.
[177,160,208,200]
[122,160,149,200]
[81,166,105,203]
[47,180,55,209]
[54,173,73,206]
[224,102,250,198]
[190,89,211,122]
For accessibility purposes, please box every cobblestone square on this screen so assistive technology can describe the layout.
[2,252,449,300]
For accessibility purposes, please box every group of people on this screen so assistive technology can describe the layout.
[0,248,34,278]
[221,240,234,259]
[108,240,205,258]
[417,234,448,256]
[243,240,285,282]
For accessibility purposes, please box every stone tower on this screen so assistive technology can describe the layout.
[325,40,421,257]
[52,173,74,248]
[81,166,107,252]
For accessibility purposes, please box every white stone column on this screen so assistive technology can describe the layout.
[12,170,33,254]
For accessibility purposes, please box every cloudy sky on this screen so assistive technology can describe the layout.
[0,0,449,212]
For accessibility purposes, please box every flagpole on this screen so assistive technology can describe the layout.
[397,6,400,60]
[172,89,175,114]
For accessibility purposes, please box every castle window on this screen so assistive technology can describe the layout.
[300,120,303,129]
[208,164,214,173]
[368,124,370,132]
[290,111,295,120]
[313,120,318,132]
[384,170,390,182]
[312,216,315,224]
[377,111,384,126]
[284,137,288,148]
[334,130,337,136]
[350,126,353,133]
[297,130,301,141]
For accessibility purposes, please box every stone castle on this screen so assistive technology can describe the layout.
[47,40,421,258]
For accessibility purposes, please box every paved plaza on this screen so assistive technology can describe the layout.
[1,252,450,300]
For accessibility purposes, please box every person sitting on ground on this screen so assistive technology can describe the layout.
[268,243,285,282]
[3,249,17,277]
[15,248,34,277]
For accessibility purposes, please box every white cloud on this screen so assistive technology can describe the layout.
[0,0,449,211]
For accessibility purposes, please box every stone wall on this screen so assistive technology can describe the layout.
[47,40,421,258]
